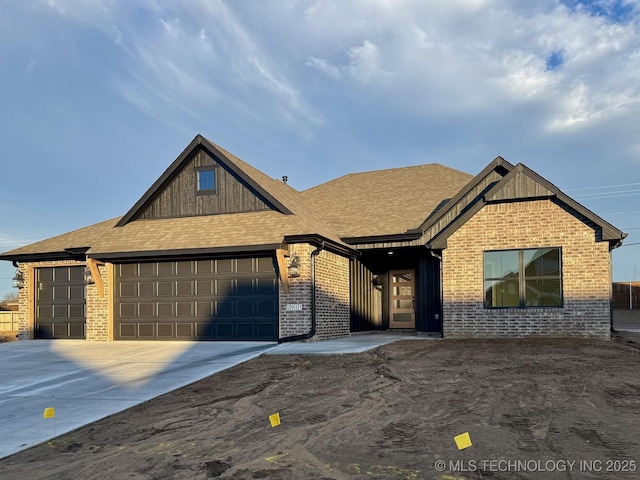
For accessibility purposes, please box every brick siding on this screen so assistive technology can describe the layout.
[279,244,351,341]
[442,200,611,339]
[85,263,111,341]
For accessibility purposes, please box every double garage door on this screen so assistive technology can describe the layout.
[114,257,279,340]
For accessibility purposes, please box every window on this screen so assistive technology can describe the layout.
[196,168,216,193]
[484,248,562,308]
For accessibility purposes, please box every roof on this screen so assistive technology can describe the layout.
[0,135,357,262]
[0,217,120,261]
[0,135,626,261]
[301,164,474,238]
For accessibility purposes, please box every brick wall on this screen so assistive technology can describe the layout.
[85,263,111,341]
[279,244,351,341]
[442,200,611,339]
[315,249,351,340]
[280,244,313,338]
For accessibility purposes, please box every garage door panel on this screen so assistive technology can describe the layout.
[139,303,155,317]
[138,323,155,338]
[258,300,277,316]
[177,302,193,316]
[158,282,174,296]
[176,261,193,275]
[120,282,137,297]
[115,258,278,340]
[54,286,68,300]
[120,264,137,277]
[157,323,174,338]
[216,279,234,296]
[139,282,154,296]
[69,323,85,337]
[69,305,84,318]
[120,303,137,317]
[196,280,213,295]
[53,305,68,318]
[216,301,234,316]
[176,323,193,337]
[216,259,233,273]
[54,267,69,281]
[38,287,53,301]
[139,263,155,276]
[196,323,214,338]
[177,281,193,296]
[196,260,213,274]
[157,262,174,275]
[196,302,213,316]
[119,323,136,337]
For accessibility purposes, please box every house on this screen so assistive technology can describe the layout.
[0,135,626,342]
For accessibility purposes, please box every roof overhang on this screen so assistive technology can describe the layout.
[284,234,360,257]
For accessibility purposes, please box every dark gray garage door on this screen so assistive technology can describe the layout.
[114,257,278,340]
[35,266,86,339]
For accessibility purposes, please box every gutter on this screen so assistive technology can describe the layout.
[278,241,326,343]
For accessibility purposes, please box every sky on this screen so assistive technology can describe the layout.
[1,0,640,298]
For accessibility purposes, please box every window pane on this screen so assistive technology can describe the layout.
[484,251,519,279]
[484,279,520,307]
[525,279,562,307]
[197,169,215,191]
[394,299,413,308]
[524,248,560,277]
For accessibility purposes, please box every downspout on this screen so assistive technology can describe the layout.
[430,250,444,338]
[278,241,326,343]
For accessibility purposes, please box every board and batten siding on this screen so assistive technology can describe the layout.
[139,149,273,219]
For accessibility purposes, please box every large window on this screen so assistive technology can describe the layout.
[484,248,562,308]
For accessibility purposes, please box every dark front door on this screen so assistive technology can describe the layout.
[114,257,278,340]
[389,270,415,329]
[35,266,86,339]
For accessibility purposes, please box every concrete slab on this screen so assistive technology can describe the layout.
[0,340,275,459]
[0,333,426,459]
[267,333,433,355]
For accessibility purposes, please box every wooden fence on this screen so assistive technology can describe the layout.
[0,311,19,331]
[612,282,640,309]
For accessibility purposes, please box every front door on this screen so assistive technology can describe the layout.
[389,270,415,329]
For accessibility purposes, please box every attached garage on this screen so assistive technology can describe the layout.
[35,266,86,339]
[114,256,279,340]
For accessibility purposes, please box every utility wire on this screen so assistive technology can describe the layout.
[566,182,640,191]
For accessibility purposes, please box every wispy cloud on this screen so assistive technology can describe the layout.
[40,0,321,134]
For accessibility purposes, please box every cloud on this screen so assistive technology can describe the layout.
[39,0,321,134]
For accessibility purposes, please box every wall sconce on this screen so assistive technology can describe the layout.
[288,254,300,278]
[12,269,25,289]
[84,266,94,285]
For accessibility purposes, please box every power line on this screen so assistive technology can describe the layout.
[566,182,640,191]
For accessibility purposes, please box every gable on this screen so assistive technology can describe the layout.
[117,135,298,227]
[137,148,273,220]
[428,162,626,250]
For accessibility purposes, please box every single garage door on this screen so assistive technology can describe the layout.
[114,257,279,340]
[35,266,86,339]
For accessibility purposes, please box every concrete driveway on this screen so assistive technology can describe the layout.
[0,340,275,459]
[0,333,421,460]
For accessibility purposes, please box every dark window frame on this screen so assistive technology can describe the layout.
[484,247,563,309]
[195,166,218,195]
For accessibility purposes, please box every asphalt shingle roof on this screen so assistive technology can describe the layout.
[301,164,474,238]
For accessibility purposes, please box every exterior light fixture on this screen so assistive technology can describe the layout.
[12,269,25,289]
[288,254,300,278]
[84,266,94,285]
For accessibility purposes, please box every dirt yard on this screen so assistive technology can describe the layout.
[2,332,640,480]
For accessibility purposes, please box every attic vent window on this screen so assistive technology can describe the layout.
[196,167,217,194]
